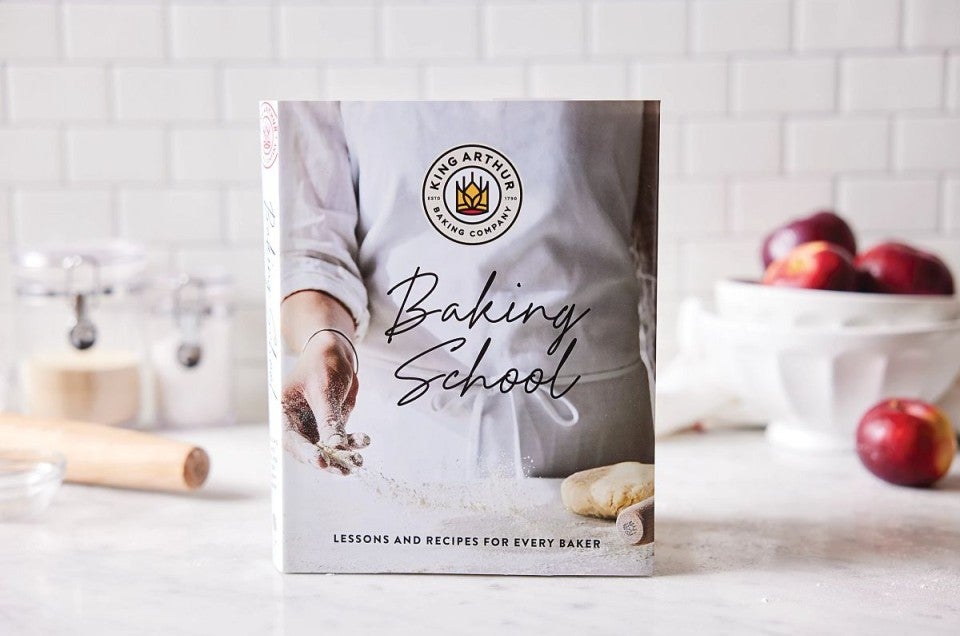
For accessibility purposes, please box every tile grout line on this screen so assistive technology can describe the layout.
[583,0,593,61]
[219,183,230,247]
[887,113,897,176]
[935,174,946,234]
[832,53,841,113]
[163,0,174,63]
[104,62,116,123]
[109,183,120,239]
[0,62,7,124]
[897,0,907,51]
[55,0,65,63]
[476,0,486,64]
[3,187,12,248]
[787,0,797,53]
[270,0,280,63]
[374,0,385,63]
[941,50,951,112]
[725,54,734,115]
[59,119,69,189]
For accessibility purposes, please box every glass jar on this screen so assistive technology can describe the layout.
[12,242,148,426]
[0,306,12,412]
[148,272,234,428]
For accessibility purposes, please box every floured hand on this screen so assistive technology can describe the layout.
[281,331,370,475]
[282,423,368,476]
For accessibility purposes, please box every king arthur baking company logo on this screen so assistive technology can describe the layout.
[422,144,522,245]
[260,102,279,169]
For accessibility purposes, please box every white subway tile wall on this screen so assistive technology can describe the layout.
[838,178,941,232]
[114,68,219,121]
[632,60,727,113]
[691,0,791,53]
[63,4,166,60]
[0,127,61,181]
[895,117,960,169]
[904,0,960,48]
[840,55,943,111]
[383,5,479,60]
[785,118,889,172]
[684,119,781,175]
[66,128,166,182]
[485,2,585,58]
[170,5,273,60]
[0,4,58,60]
[732,58,836,113]
[0,0,957,422]
[424,64,527,99]
[794,0,901,50]
[591,1,687,55]
[530,63,626,98]
[279,5,378,61]
[7,66,109,121]
[118,189,223,244]
[730,178,833,231]
[14,189,114,243]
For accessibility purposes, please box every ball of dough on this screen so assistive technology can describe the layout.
[560,462,654,519]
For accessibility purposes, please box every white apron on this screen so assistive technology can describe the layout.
[280,101,654,481]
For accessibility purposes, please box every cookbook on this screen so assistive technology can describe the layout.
[261,100,659,575]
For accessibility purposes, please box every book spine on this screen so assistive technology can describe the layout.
[259,100,284,571]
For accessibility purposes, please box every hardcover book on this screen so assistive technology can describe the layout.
[260,100,659,575]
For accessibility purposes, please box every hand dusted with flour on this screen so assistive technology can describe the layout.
[262,100,660,576]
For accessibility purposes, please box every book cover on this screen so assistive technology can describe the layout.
[260,100,659,575]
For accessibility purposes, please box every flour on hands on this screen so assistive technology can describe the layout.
[282,387,370,475]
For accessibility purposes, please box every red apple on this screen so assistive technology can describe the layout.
[854,268,879,293]
[855,242,955,296]
[856,399,957,487]
[762,241,858,291]
[762,210,857,268]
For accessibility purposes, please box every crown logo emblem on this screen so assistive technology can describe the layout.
[455,172,489,215]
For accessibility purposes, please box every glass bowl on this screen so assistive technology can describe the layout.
[0,449,65,520]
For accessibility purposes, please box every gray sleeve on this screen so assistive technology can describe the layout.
[279,101,369,338]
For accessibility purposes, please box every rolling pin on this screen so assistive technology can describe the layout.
[0,413,209,492]
[617,497,654,546]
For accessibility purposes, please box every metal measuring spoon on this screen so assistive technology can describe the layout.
[68,294,97,350]
[173,277,206,369]
[176,341,202,368]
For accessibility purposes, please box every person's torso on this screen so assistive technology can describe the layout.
[340,101,644,380]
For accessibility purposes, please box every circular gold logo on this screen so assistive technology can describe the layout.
[422,144,522,245]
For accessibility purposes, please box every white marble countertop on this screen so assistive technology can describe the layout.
[2,425,958,635]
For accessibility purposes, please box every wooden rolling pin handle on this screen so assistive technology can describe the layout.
[183,447,211,490]
[616,497,654,546]
[0,412,209,493]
